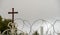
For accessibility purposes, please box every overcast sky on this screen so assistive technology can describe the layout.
[0,0,60,20]
[0,0,60,34]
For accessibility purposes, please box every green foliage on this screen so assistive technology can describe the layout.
[32,31,39,35]
[0,16,2,21]
[0,16,12,33]
[19,32,24,35]
[19,32,28,35]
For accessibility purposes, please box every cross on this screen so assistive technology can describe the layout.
[8,8,18,23]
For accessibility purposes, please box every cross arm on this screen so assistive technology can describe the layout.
[8,12,18,14]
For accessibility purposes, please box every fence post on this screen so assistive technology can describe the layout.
[0,31,2,35]
[41,26,43,35]
[57,33,60,35]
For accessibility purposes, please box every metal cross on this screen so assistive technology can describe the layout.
[8,8,18,23]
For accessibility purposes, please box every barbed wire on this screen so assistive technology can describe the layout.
[2,17,60,35]
[28,19,50,35]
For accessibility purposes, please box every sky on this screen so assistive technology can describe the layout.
[0,0,60,20]
[0,0,60,34]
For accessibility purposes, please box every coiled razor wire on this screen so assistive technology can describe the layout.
[2,17,60,35]
[28,19,50,35]
[45,19,60,35]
